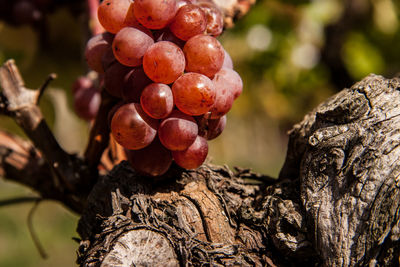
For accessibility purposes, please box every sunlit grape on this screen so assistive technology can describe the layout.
[98,0,137,34]
[184,34,224,78]
[172,135,208,169]
[158,110,198,151]
[172,72,216,116]
[140,83,174,119]
[169,4,206,41]
[143,41,185,84]
[112,26,154,67]
[111,103,158,150]
[133,0,177,29]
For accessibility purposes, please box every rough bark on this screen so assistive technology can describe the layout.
[76,74,400,266]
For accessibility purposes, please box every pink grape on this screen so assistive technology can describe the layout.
[112,26,154,67]
[184,34,224,78]
[126,138,172,176]
[111,103,158,150]
[158,110,198,151]
[85,32,114,73]
[172,72,216,116]
[209,70,235,118]
[143,41,185,84]
[133,0,177,29]
[172,135,208,169]
[214,68,243,99]
[140,83,174,119]
[169,4,207,41]
[97,0,137,34]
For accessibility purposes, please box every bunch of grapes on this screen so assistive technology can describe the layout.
[83,0,242,176]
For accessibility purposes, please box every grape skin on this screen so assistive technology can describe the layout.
[184,34,225,78]
[198,2,223,37]
[74,87,101,121]
[133,0,177,29]
[169,4,207,41]
[214,68,243,99]
[111,103,158,150]
[85,32,114,73]
[143,41,185,84]
[98,0,137,34]
[172,72,216,116]
[209,69,235,118]
[140,83,174,119]
[172,135,208,169]
[158,110,198,151]
[197,115,226,140]
[112,26,154,67]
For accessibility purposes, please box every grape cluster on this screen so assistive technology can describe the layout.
[84,0,243,176]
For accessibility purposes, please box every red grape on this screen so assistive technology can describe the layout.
[85,32,114,73]
[133,0,177,29]
[198,115,226,140]
[104,62,132,98]
[184,34,224,78]
[98,0,137,34]
[169,4,207,41]
[140,83,174,119]
[172,72,216,116]
[111,103,158,150]
[209,70,235,118]
[158,110,198,151]
[143,41,185,84]
[112,26,154,67]
[122,67,152,102]
[126,138,172,176]
[74,87,101,121]
[172,136,208,169]
[214,68,243,99]
[198,2,223,37]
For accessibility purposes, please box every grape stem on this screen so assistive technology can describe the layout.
[0,60,92,212]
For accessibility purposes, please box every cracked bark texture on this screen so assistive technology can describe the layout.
[76,74,400,266]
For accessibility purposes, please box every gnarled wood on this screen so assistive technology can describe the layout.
[77,75,400,266]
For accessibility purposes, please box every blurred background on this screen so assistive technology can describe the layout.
[0,0,399,266]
